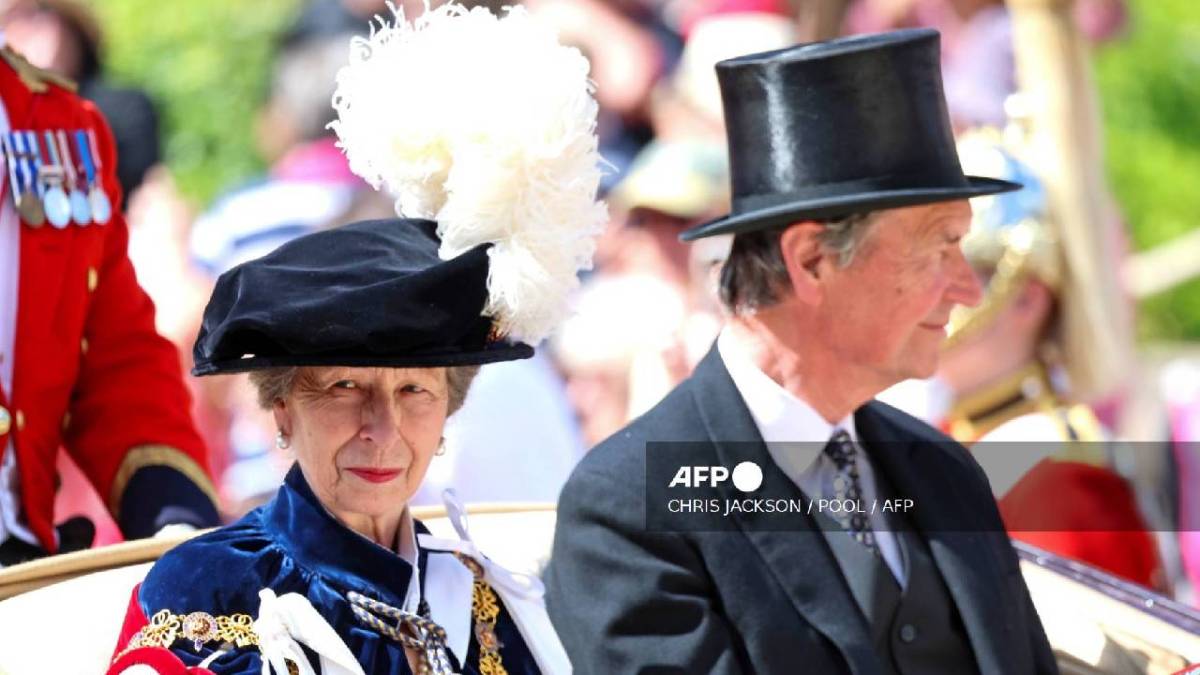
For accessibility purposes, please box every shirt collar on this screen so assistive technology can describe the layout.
[717,327,859,445]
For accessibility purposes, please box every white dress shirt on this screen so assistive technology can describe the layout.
[0,87,39,550]
[717,329,906,586]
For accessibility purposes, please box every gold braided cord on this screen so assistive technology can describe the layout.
[346,591,455,675]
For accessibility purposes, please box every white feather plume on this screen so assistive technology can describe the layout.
[330,2,607,345]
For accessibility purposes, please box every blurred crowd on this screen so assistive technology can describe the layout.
[10,0,1200,607]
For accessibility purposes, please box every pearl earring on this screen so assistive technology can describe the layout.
[275,431,290,450]
[435,438,446,456]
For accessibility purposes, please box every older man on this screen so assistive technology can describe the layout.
[546,29,1058,674]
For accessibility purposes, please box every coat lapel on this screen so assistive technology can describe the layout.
[687,347,882,674]
[855,402,1012,672]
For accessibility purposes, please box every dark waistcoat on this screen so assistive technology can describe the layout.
[817,466,978,674]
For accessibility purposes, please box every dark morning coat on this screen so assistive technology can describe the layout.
[545,346,1058,674]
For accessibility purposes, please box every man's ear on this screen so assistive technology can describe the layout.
[779,221,826,305]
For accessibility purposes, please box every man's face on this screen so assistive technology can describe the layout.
[812,200,982,387]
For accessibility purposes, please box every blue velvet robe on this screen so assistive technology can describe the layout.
[136,466,542,674]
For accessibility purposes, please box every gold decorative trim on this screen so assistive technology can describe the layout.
[108,444,219,520]
[947,362,1058,443]
[113,609,259,662]
[1061,404,1105,443]
[453,553,507,675]
[1050,405,1110,465]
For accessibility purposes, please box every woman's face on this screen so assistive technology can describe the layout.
[274,366,449,531]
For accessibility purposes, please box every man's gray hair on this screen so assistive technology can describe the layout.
[248,365,480,415]
[717,211,878,313]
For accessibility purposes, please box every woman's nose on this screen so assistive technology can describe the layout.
[359,397,401,447]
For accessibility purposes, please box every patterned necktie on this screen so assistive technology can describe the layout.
[823,429,878,553]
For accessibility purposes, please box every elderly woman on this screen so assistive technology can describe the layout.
[106,5,603,675]
[107,219,568,675]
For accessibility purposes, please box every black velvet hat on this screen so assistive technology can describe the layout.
[192,219,533,376]
[680,28,1020,241]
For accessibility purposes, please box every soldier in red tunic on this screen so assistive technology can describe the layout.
[926,127,1163,589]
[0,42,218,564]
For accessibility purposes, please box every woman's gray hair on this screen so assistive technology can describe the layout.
[248,365,480,415]
[717,211,878,313]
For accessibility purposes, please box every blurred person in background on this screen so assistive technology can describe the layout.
[0,0,212,353]
[1161,360,1200,604]
[1,0,188,545]
[526,0,677,190]
[283,0,386,42]
[0,35,218,564]
[882,125,1166,590]
[2,0,160,202]
[553,11,795,444]
[845,0,1127,129]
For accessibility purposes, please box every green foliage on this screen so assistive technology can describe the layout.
[91,0,300,204]
[1095,0,1200,340]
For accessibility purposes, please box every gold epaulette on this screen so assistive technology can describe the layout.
[947,362,1058,443]
[948,362,1113,466]
[0,46,77,94]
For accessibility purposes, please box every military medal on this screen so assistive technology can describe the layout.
[39,130,71,228]
[83,129,111,224]
[19,132,50,224]
[10,132,45,226]
[55,129,90,225]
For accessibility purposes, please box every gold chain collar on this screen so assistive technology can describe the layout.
[113,609,259,662]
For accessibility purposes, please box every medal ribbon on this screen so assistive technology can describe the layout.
[54,130,78,190]
[74,129,97,188]
[2,134,23,204]
[43,130,63,174]
[23,131,46,198]
[11,132,36,198]
[86,128,104,175]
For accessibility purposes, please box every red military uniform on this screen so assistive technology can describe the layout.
[945,372,1164,590]
[0,47,218,556]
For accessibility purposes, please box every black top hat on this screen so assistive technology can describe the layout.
[681,28,1019,241]
[192,219,532,376]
